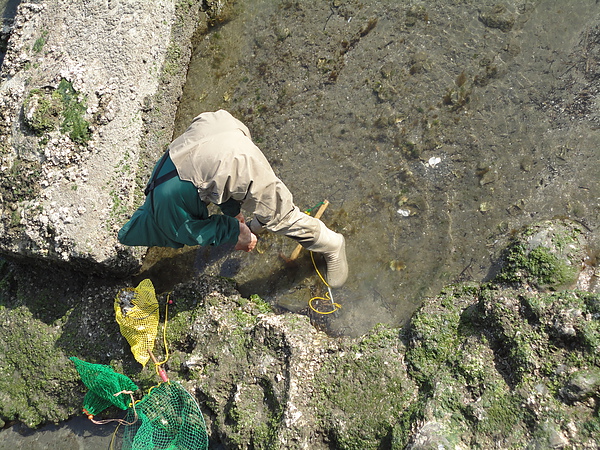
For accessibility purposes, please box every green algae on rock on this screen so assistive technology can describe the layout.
[407,284,600,448]
[1,217,598,447]
[0,305,81,428]
[496,219,586,290]
[314,324,417,449]
[405,220,599,448]
[23,79,90,144]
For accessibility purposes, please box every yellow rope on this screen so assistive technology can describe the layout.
[109,396,140,450]
[153,294,171,381]
[309,251,341,314]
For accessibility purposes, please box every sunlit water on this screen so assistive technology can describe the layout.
[161,0,600,337]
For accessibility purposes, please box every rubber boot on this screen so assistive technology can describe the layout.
[306,223,348,288]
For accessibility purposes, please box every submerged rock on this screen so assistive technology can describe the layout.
[496,219,587,291]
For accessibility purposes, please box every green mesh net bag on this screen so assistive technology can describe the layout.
[119,381,209,450]
[70,357,138,418]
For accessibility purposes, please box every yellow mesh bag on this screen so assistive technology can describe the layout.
[114,279,159,367]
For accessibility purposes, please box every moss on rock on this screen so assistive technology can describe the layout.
[0,258,133,427]
[23,79,90,144]
[0,306,81,427]
[23,88,62,135]
[495,219,585,290]
[0,218,598,447]
[314,324,417,449]
[0,158,42,203]
[405,219,597,446]
[405,279,600,447]
[406,284,534,448]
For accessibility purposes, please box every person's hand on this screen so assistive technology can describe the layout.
[235,221,257,252]
[234,212,246,224]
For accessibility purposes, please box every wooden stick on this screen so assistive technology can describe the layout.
[289,200,329,261]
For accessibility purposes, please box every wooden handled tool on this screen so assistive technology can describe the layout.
[289,200,329,261]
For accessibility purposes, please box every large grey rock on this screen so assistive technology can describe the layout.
[560,369,600,403]
[0,0,210,275]
[495,219,588,291]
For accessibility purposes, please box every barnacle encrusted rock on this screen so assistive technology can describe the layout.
[0,0,211,275]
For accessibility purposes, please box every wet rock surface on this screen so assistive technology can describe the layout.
[0,218,598,448]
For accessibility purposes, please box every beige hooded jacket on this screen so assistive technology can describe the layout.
[168,110,323,246]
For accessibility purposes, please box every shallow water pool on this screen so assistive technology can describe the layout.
[151,0,600,337]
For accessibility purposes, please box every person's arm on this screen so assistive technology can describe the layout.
[216,195,257,250]
[177,214,257,252]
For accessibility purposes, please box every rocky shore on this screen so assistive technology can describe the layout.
[0,0,599,448]
[1,218,599,448]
